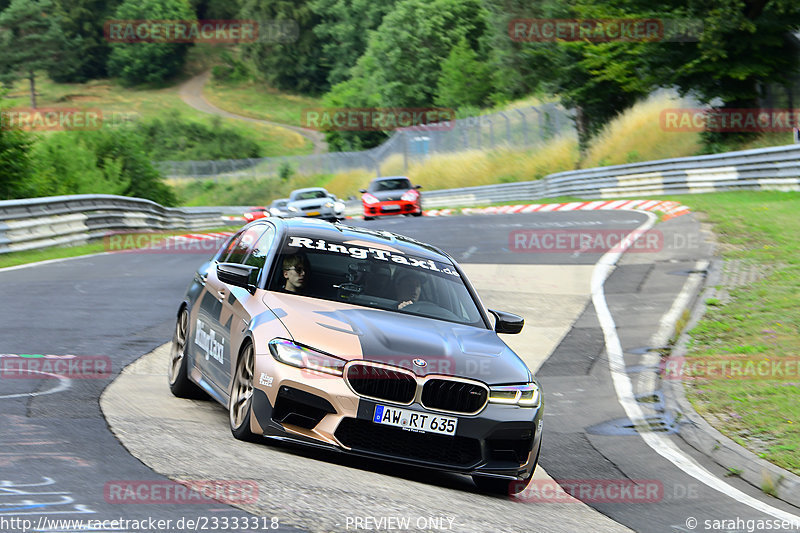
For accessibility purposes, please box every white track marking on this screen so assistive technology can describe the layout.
[592,211,800,522]
[0,369,71,399]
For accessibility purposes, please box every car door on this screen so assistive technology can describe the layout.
[218,224,278,395]
[196,224,266,393]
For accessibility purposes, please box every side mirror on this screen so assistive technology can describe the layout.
[359,189,367,194]
[217,263,259,293]
[488,309,524,334]
[415,185,423,189]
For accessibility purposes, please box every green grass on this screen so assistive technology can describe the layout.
[671,191,800,475]
[203,78,323,128]
[3,73,312,158]
[0,226,236,269]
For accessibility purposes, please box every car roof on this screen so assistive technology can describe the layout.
[291,187,328,194]
[370,176,410,182]
[272,218,451,263]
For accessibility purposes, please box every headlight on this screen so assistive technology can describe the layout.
[334,201,345,213]
[324,201,334,208]
[489,382,541,408]
[268,339,346,376]
[362,193,379,205]
[401,189,419,202]
[288,206,299,212]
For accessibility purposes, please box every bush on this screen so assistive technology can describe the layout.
[0,123,35,200]
[137,112,262,161]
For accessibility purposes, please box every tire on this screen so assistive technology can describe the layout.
[363,215,374,221]
[412,210,423,217]
[472,439,541,495]
[168,308,204,398]
[229,342,260,442]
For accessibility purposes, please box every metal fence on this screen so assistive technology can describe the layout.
[155,104,575,180]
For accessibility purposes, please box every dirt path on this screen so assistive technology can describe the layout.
[178,71,328,154]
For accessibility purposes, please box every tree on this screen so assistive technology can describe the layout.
[310,0,398,86]
[552,0,800,147]
[106,0,195,87]
[239,0,330,94]
[322,0,491,150]
[435,37,492,109]
[48,0,123,82]
[0,0,70,108]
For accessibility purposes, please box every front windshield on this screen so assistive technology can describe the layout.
[370,178,412,192]
[295,190,327,200]
[268,235,485,328]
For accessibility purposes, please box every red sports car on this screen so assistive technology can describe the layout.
[243,206,270,222]
[360,176,422,220]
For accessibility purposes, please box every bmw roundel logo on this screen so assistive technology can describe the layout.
[412,358,427,368]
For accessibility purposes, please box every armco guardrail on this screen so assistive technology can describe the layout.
[420,143,800,208]
[0,195,222,254]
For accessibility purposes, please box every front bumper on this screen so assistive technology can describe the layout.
[249,358,542,480]
[363,200,421,217]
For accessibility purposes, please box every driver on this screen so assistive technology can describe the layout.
[282,254,310,293]
[396,272,422,309]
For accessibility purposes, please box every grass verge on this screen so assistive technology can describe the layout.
[3,73,312,158]
[672,191,800,475]
[203,78,323,128]
[0,226,236,270]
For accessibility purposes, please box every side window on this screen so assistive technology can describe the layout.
[244,226,276,272]
[218,231,245,262]
[225,225,265,264]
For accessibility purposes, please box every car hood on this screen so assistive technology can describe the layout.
[290,198,329,209]
[262,293,531,385]
[369,190,409,202]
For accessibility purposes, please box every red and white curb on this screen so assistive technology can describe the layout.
[425,199,690,220]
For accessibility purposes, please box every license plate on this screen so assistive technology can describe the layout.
[382,205,401,211]
[373,405,457,435]
[306,211,320,216]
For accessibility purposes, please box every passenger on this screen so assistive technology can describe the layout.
[396,272,423,309]
[282,254,310,293]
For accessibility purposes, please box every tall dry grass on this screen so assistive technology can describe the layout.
[406,136,579,191]
[581,94,702,167]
